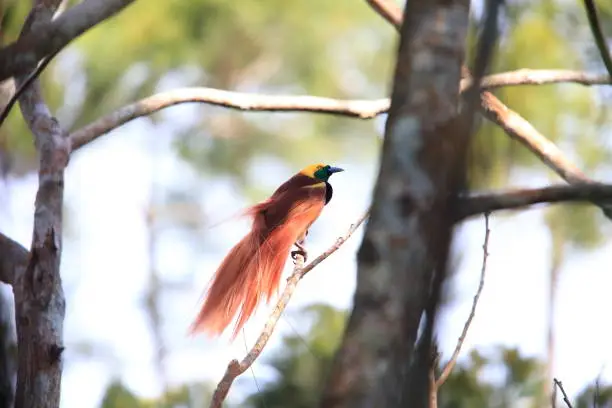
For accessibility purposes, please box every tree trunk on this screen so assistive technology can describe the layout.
[320,1,471,407]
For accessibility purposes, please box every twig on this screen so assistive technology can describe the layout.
[583,0,612,78]
[436,213,490,387]
[429,345,440,408]
[458,183,612,219]
[553,378,574,408]
[552,379,557,408]
[0,0,136,82]
[366,0,402,27]
[208,211,369,408]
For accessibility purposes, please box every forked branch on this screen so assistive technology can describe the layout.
[208,211,369,408]
[0,0,136,82]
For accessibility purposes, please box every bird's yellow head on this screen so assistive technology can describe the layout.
[300,163,344,181]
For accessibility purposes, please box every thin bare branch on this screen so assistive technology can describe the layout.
[69,89,390,150]
[436,214,491,387]
[209,211,369,408]
[554,378,574,408]
[476,69,610,89]
[429,345,440,408]
[365,0,402,28]
[458,183,612,219]
[0,233,29,286]
[0,0,136,83]
[477,92,589,184]
[583,0,612,78]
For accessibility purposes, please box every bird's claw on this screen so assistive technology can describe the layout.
[291,242,308,264]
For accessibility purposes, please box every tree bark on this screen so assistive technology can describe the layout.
[9,1,71,407]
[320,1,471,407]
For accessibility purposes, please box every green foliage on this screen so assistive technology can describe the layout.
[575,382,612,408]
[100,381,142,408]
[438,346,545,408]
[99,380,214,408]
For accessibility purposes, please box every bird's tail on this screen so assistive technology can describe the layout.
[189,203,297,340]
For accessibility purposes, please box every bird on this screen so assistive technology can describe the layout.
[190,163,344,340]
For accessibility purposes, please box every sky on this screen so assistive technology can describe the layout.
[3,109,612,408]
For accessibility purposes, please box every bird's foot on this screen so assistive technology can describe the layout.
[291,241,308,264]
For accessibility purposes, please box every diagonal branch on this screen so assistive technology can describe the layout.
[583,0,612,78]
[436,214,491,387]
[209,211,368,408]
[0,0,136,83]
[554,378,574,408]
[477,92,589,185]
[458,183,612,219]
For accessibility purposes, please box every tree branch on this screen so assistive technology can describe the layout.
[458,183,612,219]
[364,0,612,222]
[583,0,612,78]
[554,378,574,408]
[436,214,490,387]
[69,89,390,150]
[11,0,71,406]
[209,212,368,408]
[0,0,136,83]
[477,92,590,184]
[476,69,610,89]
[0,233,29,286]
[67,69,609,151]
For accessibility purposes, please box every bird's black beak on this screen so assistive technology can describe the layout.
[328,166,344,174]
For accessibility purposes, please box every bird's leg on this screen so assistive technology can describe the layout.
[291,233,308,264]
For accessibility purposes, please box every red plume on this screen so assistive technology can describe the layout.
[190,175,327,340]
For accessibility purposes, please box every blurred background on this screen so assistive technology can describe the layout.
[2,0,612,407]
